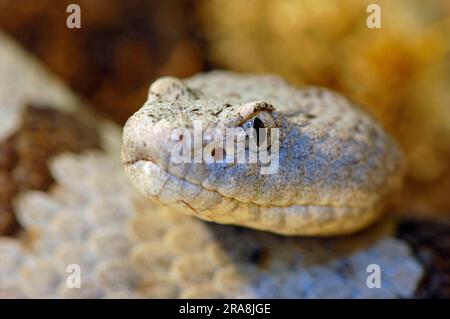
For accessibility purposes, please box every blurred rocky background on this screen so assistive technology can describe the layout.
[0,0,204,124]
[0,0,449,218]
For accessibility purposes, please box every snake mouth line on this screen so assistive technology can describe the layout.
[124,156,366,210]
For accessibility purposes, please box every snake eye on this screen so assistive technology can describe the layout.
[241,111,277,152]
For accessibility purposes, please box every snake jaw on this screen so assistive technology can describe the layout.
[123,156,386,236]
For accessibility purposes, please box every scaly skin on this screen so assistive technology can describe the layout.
[122,71,404,236]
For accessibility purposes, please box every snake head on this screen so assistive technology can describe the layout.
[122,72,405,236]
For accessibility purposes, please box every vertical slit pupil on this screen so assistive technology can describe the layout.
[253,117,264,146]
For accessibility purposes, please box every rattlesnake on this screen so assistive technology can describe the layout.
[122,72,404,236]
[0,32,422,298]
